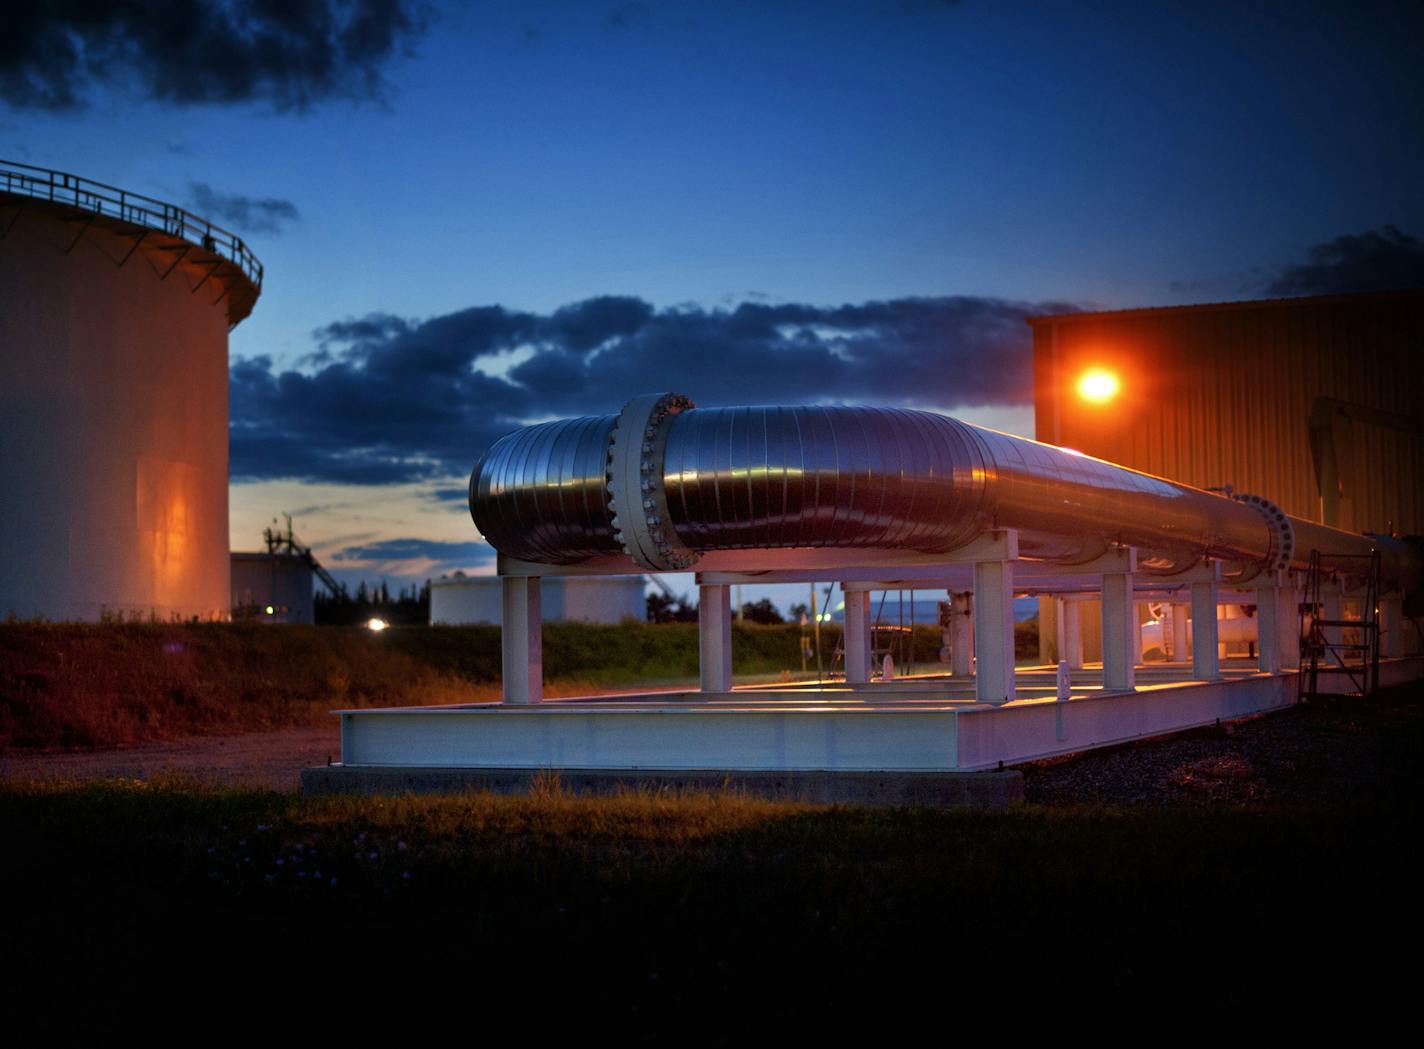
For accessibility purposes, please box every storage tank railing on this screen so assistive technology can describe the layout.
[0,158,263,290]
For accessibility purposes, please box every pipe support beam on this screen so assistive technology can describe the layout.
[1102,565,1137,692]
[698,583,734,692]
[501,577,542,704]
[973,559,1015,705]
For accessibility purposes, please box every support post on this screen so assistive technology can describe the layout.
[1040,597,1058,665]
[844,589,871,684]
[1131,601,1145,665]
[1322,586,1344,653]
[1169,603,1189,663]
[973,561,1015,704]
[698,583,734,692]
[1190,580,1220,681]
[1381,595,1404,659]
[1281,578,1302,670]
[1255,573,1299,673]
[501,576,542,704]
[1256,582,1279,673]
[1062,598,1083,670]
[949,590,974,677]
[1101,556,1136,691]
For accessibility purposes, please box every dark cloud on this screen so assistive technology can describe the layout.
[547,295,653,352]
[188,182,299,234]
[1263,226,1424,297]
[332,538,493,564]
[0,1,429,112]
[325,536,494,584]
[230,349,519,485]
[231,292,1078,486]
[429,487,471,503]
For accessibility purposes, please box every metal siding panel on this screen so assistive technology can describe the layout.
[1035,293,1422,537]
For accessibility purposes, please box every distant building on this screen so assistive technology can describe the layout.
[430,574,646,625]
[1029,289,1424,660]
[231,553,314,624]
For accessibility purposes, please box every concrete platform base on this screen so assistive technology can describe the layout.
[301,764,1024,808]
[315,657,1424,803]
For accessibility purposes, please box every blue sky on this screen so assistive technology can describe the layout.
[5,0,1423,605]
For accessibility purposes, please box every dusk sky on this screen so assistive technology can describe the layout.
[5,1,1423,601]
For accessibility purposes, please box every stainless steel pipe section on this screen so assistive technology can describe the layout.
[469,399,1417,591]
[471,412,621,566]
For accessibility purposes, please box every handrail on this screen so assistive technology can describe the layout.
[0,158,263,290]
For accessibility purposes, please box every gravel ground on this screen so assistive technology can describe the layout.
[0,725,340,792]
[4,683,1419,804]
[1019,681,1423,806]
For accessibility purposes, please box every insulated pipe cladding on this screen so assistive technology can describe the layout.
[469,393,1422,597]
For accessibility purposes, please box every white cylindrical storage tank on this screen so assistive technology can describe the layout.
[0,162,262,621]
[431,575,647,625]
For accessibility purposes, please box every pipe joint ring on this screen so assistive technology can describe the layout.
[607,392,698,571]
[1233,492,1295,575]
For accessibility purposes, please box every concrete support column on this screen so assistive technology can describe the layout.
[1039,597,1057,665]
[1255,583,1280,673]
[973,562,1015,704]
[1132,601,1145,665]
[1190,580,1220,681]
[844,589,871,684]
[1255,575,1299,673]
[501,576,542,705]
[1381,595,1405,659]
[1169,603,1189,663]
[1062,598,1083,670]
[1101,570,1136,692]
[698,583,734,692]
[1282,580,1302,670]
[949,590,974,677]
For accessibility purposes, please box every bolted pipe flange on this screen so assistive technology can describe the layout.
[1233,492,1295,575]
[606,392,699,571]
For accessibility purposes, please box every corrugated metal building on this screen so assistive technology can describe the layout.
[1029,289,1424,660]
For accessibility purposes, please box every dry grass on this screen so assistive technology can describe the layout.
[4,757,1417,1021]
[0,623,466,750]
[0,620,840,751]
[4,685,1419,1023]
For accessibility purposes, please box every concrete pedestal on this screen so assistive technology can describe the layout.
[699,583,734,692]
[501,576,542,704]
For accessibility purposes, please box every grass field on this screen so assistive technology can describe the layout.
[0,620,871,750]
[4,685,1419,1026]
[1,619,1041,752]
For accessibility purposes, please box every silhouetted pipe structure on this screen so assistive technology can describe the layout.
[470,393,1420,597]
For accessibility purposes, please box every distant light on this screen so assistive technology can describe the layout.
[264,605,275,615]
[367,617,388,632]
[1076,368,1121,404]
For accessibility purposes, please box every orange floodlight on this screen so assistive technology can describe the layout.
[1076,367,1121,404]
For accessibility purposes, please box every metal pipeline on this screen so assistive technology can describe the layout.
[469,393,1420,595]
